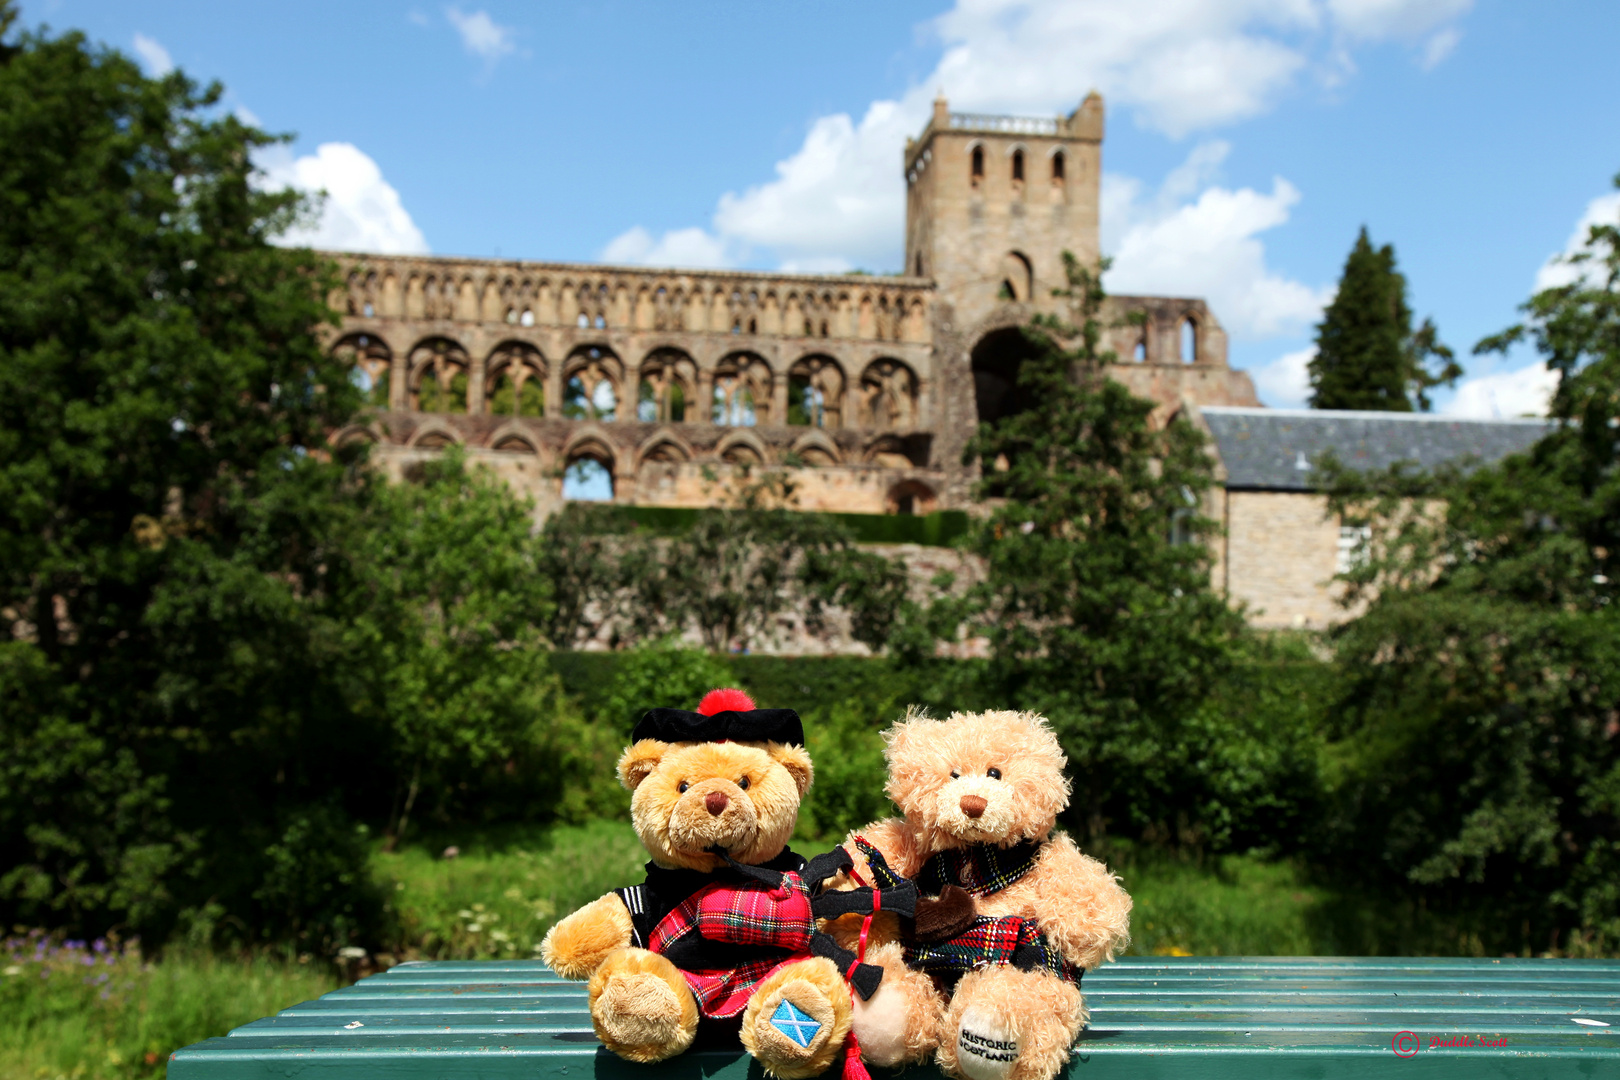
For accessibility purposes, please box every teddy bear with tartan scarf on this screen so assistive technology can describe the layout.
[834,708,1133,1080]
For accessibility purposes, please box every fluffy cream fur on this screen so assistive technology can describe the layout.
[845,709,1133,1080]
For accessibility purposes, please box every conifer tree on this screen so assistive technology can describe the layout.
[1308,227,1460,411]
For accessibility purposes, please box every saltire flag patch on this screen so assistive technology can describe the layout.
[770,999,821,1047]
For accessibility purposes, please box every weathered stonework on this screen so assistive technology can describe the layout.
[324,93,1258,522]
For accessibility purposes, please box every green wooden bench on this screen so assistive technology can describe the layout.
[168,956,1619,1078]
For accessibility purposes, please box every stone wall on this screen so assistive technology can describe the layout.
[1218,490,1352,630]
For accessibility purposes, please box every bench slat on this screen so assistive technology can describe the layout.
[168,957,1620,1079]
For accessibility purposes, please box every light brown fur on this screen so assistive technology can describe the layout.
[542,732,851,1076]
[846,709,1132,1080]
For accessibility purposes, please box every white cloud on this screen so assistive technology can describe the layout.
[1419,25,1461,69]
[929,0,1321,139]
[131,33,173,76]
[601,225,731,269]
[1326,0,1471,41]
[1442,361,1559,418]
[446,7,515,64]
[599,0,1472,291]
[257,143,429,255]
[1252,346,1316,407]
[1535,191,1620,292]
[1104,143,1333,339]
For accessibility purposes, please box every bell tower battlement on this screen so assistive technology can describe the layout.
[904,93,1103,330]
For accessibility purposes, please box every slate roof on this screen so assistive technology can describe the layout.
[1200,406,1557,491]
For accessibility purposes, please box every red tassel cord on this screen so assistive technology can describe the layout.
[841,891,880,1080]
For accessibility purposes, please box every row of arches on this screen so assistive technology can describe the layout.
[558,454,939,512]
[332,334,924,432]
[339,269,929,344]
[381,424,922,470]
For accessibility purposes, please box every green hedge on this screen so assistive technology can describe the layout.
[600,505,971,547]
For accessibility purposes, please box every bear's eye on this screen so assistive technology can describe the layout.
[739,776,750,790]
[987,768,1002,780]
[950,770,960,779]
[678,781,689,793]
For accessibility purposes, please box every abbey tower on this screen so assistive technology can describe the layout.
[905,92,1103,330]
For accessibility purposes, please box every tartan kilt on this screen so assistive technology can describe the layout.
[648,873,816,1019]
[904,915,1079,984]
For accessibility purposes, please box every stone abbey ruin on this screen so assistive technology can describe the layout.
[325,93,1258,519]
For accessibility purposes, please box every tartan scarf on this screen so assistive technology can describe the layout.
[851,835,1080,985]
[915,838,1043,898]
[904,915,1078,983]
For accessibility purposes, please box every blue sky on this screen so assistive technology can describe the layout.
[22,0,1620,415]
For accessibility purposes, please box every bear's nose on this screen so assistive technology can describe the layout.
[960,795,987,819]
[705,791,730,816]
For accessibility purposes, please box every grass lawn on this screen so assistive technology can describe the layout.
[0,937,338,1080]
[1,823,1339,1079]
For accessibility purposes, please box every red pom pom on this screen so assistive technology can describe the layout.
[697,688,755,716]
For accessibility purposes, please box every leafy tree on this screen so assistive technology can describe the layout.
[1317,183,1620,953]
[0,9,378,949]
[1309,227,1461,411]
[955,253,1247,840]
[341,451,602,839]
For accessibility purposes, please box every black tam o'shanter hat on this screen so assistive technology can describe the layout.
[631,688,803,746]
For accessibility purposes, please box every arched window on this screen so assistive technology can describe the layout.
[639,379,686,423]
[1051,150,1065,182]
[998,251,1033,303]
[1181,318,1198,364]
[408,338,470,413]
[637,349,696,424]
[1011,149,1025,183]
[788,355,844,428]
[970,145,984,183]
[563,347,619,421]
[333,333,392,409]
[563,454,614,501]
[712,354,771,426]
[861,359,918,430]
[486,343,545,418]
[914,253,924,277]
[1134,338,1147,363]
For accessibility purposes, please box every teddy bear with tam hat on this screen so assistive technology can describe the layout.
[837,708,1133,1080]
[541,688,916,1079]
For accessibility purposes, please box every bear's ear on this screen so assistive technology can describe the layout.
[617,739,669,791]
[770,743,814,797]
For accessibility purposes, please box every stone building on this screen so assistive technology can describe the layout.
[1199,406,1555,629]
[322,93,1259,519]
